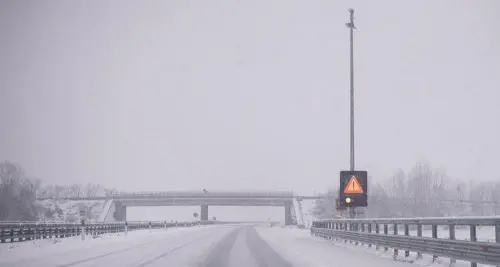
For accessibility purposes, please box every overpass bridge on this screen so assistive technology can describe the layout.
[36,191,321,225]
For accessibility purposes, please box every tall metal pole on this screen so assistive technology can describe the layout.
[346,8,356,220]
[347,8,355,172]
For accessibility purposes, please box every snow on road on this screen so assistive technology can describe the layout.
[0,224,291,267]
[256,226,416,267]
[3,224,485,267]
[0,225,228,267]
[259,227,497,267]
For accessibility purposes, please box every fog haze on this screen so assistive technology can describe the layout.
[1,0,499,203]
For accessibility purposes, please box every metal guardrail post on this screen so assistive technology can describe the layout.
[416,223,423,259]
[356,223,361,245]
[404,223,409,257]
[80,221,85,241]
[383,224,388,251]
[327,222,330,240]
[345,222,348,243]
[331,222,335,240]
[496,222,500,267]
[375,223,380,250]
[449,224,456,265]
[431,224,438,261]
[9,227,14,242]
[470,224,477,267]
[311,216,500,266]
[361,223,366,246]
[497,222,500,244]
[393,223,398,258]
[336,222,340,241]
[367,223,372,248]
[351,222,355,244]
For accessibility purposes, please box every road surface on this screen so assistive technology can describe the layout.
[0,225,416,267]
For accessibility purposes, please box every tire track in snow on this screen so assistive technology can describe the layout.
[57,229,215,267]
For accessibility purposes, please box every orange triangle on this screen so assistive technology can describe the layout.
[344,175,364,194]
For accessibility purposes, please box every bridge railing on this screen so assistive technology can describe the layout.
[108,191,294,198]
[0,220,220,243]
[311,216,500,267]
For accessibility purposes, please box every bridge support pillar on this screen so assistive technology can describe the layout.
[285,202,293,225]
[114,202,127,221]
[200,205,208,221]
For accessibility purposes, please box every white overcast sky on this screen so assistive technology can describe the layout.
[1,0,499,197]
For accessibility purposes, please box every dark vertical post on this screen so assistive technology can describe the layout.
[470,224,477,267]
[404,224,410,257]
[416,223,423,259]
[200,205,209,221]
[393,223,398,258]
[449,224,456,265]
[284,202,293,225]
[384,224,388,251]
[346,8,356,220]
[432,224,438,262]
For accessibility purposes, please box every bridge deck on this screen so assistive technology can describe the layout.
[37,191,297,200]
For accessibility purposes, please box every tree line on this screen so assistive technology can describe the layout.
[312,161,500,219]
[3,160,498,221]
[0,161,38,221]
[0,161,116,221]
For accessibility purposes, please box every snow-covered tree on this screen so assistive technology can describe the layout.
[0,161,37,221]
[312,161,500,219]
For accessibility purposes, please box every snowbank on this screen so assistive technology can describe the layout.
[256,227,496,267]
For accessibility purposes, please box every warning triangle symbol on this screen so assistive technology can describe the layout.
[344,175,364,194]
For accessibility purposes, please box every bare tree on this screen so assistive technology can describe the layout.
[84,183,101,197]
[311,188,337,219]
[312,161,500,219]
[104,188,118,197]
[69,184,83,198]
[54,185,65,198]
[0,161,37,221]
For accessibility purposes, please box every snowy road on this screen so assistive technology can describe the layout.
[0,225,416,267]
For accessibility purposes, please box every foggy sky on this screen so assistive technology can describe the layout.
[1,0,500,197]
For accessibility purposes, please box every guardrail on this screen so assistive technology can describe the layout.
[111,191,294,197]
[311,216,500,267]
[0,220,220,243]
